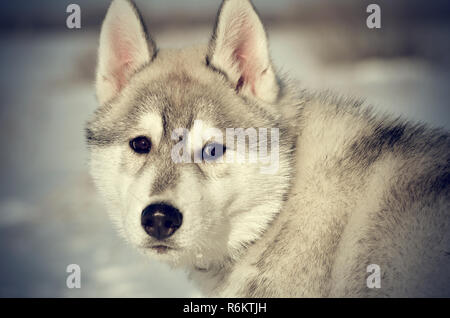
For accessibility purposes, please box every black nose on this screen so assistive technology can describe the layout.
[141,203,183,240]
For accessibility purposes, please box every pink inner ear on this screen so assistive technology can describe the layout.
[109,24,137,92]
[232,23,261,96]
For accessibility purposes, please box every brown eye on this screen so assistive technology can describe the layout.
[130,136,152,154]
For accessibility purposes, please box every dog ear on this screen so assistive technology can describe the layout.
[96,0,156,105]
[207,0,279,103]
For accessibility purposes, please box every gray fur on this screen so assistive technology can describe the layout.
[86,0,450,297]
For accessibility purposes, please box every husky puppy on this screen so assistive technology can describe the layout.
[86,0,450,297]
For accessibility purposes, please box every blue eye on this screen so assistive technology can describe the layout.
[202,143,226,161]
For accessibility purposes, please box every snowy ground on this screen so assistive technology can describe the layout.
[0,25,448,297]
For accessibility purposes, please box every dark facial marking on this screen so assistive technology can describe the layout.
[235,76,244,93]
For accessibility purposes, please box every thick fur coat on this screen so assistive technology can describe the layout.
[86,0,450,297]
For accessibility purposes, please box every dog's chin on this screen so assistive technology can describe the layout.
[136,242,182,263]
[150,245,174,254]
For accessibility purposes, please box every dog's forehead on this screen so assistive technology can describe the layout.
[87,49,279,147]
[131,74,226,130]
[130,69,274,133]
[129,47,271,128]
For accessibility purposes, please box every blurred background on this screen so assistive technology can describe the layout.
[0,0,449,297]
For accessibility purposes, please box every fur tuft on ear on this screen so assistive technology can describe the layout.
[207,0,279,103]
[96,0,157,105]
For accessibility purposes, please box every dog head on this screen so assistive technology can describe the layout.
[86,0,296,269]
